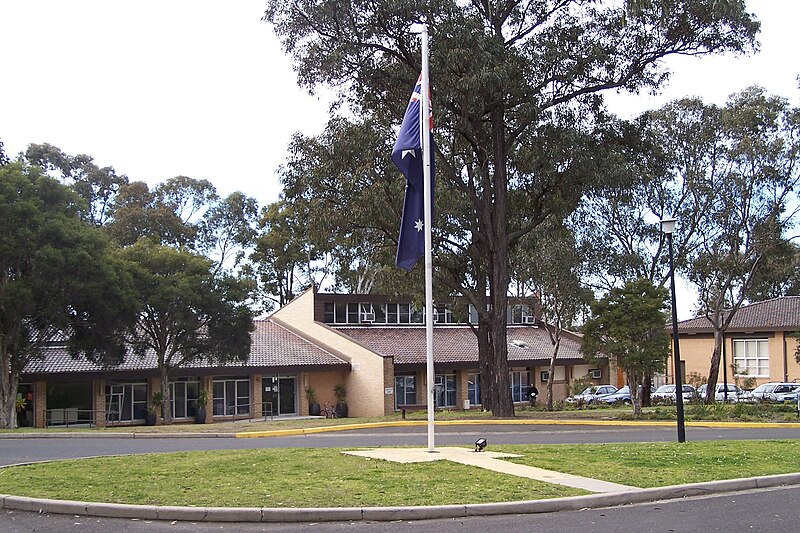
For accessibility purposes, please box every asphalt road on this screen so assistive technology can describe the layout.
[2,485,799,532]
[2,422,800,531]
[3,423,800,466]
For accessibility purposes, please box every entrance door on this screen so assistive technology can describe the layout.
[263,375,297,416]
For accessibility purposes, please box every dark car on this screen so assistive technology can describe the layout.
[597,385,631,405]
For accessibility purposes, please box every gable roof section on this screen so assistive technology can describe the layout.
[334,325,587,366]
[677,296,800,333]
[23,319,348,376]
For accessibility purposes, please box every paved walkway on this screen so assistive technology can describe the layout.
[343,447,636,493]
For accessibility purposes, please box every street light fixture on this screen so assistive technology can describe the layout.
[661,216,686,443]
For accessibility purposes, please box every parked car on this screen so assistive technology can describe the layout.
[596,386,631,405]
[696,383,743,402]
[741,382,800,403]
[651,384,696,403]
[565,385,618,405]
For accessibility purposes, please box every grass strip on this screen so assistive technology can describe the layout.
[500,439,800,487]
[0,447,583,507]
[0,440,799,507]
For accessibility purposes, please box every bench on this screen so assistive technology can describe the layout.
[397,404,428,419]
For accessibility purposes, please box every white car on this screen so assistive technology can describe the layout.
[696,383,743,402]
[565,385,618,405]
[651,384,696,403]
[742,383,800,403]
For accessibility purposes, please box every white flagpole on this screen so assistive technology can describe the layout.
[419,24,435,453]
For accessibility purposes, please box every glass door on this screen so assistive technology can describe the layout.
[263,375,297,416]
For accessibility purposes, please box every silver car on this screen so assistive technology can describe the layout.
[696,383,743,402]
[741,382,800,402]
[565,385,618,405]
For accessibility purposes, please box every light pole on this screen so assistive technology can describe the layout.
[661,216,686,443]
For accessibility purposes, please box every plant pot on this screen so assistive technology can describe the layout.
[145,411,157,426]
[335,402,348,418]
[309,403,321,416]
[194,407,207,424]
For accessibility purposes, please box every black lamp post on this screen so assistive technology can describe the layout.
[661,216,686,443]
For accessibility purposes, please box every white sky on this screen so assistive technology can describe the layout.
[1,0,797,318]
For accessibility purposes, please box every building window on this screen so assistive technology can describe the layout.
[324,302,335,323]
[395,374,417,408]
[509,369,532,402]
[510,305,536,325]
[170,378,200,419]
[467,372,481,406]
[434,373,457,407]
[433,305,453,323]
[213,378,250,416]
[105,381,147,422]
[733,339,769,378]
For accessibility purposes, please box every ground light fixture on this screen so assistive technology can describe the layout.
[475,438,487,452]
[661,215,686,443]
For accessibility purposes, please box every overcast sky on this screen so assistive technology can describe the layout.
[1,1,797,316]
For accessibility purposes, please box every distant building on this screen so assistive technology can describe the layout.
[669,296,800,388]
[17,287,607,428]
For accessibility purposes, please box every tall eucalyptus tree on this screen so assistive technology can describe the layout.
[264,0,758,415]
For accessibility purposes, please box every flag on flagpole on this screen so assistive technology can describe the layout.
[392,75,434,271]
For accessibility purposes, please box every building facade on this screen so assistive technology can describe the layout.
[17,287,607,428]
[670,296,800,388]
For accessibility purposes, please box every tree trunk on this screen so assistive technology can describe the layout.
[628,373,642,416]
[485,107,514,418]
[0,348,20,429]
[642,373,652,407]
[160,366,173,425]
[705,328,724,404]
[477,315,493,412]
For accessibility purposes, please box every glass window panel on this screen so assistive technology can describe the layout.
[373,304,386,323]
[334,303,346,323]
[399,304,410,323]
[387,304,398,323]
[347,303,360,323]
[324,302,335,323]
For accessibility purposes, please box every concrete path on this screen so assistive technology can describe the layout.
[343,446,636,493]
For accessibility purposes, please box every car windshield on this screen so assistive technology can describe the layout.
[616,386,630,394]
[581,387,597,395]
[654,385,674,393]
[752,384,771,393]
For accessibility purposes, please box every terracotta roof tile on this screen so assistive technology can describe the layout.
[678,296,800,332]
[335,324,588,365]
[23,319,348,376]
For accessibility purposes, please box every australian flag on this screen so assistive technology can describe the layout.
[392,74,434,271]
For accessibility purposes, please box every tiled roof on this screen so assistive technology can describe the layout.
[677,296,800,332]
[335,324,588,365]
[23,319,348,376]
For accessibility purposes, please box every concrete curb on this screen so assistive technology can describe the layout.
[2,473,799,522]
[3,418,800,439]
[3,418,800,440]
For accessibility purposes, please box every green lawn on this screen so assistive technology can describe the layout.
[0,440,798,507]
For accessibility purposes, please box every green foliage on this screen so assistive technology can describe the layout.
[334,384,346,403]
[570,375,594,397]
[581,278,670,412]
[264,0,758,417]
[120,240,255,423]
[0,163,137,428]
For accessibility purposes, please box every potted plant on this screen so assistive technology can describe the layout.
[334,383,347,418]
[194,388,210,424]
[146,392,163,426]
[305,386,321,416]
[15,397,27,427]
